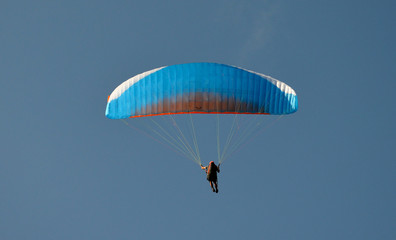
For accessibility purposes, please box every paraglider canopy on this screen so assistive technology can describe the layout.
[106,62,297,119]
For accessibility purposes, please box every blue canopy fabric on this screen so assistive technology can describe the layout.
[106,63,298,119]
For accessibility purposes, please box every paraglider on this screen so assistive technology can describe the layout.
[201,161,220,193]
[105,62,298,192]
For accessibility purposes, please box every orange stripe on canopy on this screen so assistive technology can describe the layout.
[129,111,270,119]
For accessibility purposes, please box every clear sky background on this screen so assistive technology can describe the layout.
[1,0,395,239]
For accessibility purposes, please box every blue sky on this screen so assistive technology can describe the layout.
[1,0,395,239]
